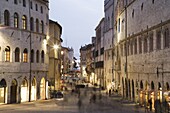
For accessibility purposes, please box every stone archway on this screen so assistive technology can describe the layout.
[10,79,17,103]
[128,79,131,100]
[40,77,45,99]
[31,78,36,101]
[0,79,7,103]
[21,79,28,102]
[125,78,128,98]
[166,82,169,90]
[122,78,125,97]
[132,80,135,101]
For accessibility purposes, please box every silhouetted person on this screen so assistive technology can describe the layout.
[99,93,102,100]
[148,98,152,111]
[77,98,82,110]
[154,99,161,113]
[109,89,111,96]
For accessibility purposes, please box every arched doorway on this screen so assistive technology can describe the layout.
[125,78,128,98]
[40,77,45,99]
[31,78,36,101]
[21,79,28,102]
[166,82,169,91]
[132,80,135,101]
[139,80,144,106]
[122,78,124,98]
[0,79,7,103]
[128,79,131,100]
[10,79,17,103]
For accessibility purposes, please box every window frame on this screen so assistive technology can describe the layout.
[23,49,28,63]
[36,50,39,63]
[23,0,26,7]
[14,13,19,28]
[4,10,10,26]
[41,50,44,63]
[15,47,20,62]
[5,46,10,62]
[22,15,27,30]
[31,49,34,63]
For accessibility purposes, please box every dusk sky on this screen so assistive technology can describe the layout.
[49,0,104,59]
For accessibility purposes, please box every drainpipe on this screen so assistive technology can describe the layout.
[125,0,128,99]
[28,0,32,102]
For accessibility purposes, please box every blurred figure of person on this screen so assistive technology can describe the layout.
[77,98,82,110]
[144,101,149,113]
[154,99,161,113]
[99,92,102,100]
[109,89,111,97]
[148,98,152,111]
[90,93,96,103]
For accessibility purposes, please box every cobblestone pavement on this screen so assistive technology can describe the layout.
[0,87,154,113]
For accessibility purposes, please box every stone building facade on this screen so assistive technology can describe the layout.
[0,0,49,103]
[95,18,105,87]
[48,20,62,93]
[80,44,93,82]
[104,0,115,90]
[114,0,170,109]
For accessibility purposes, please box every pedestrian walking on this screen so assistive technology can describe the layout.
[109,89,111,97]
[148,98,152,111]
[154,99,161,113]
[90,93,96,103]
[99,93,102,100]
[77,98,82,110]
[93,93,96,103]
[145,102,149,113]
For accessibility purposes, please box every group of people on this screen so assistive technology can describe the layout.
[145,98,170,113]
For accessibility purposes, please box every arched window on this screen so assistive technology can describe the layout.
[36,50,39,63]
[5,46,10,62]
[23,48,28,63]
[164,28,169,48]
[149,33,153,52]
[40,20,44,33]
[130,40,133,55]
[134,38,137,54]
[35,4,38,11]
[144,36,148,53]
[15,47,20,62]
[138,37,142,54]
[36,19,39,32]
[23,0,26,7]
[156,30,161,50]
[31,49,34,63]
[14,0,17,4]
[41,50,44,63]
[4,10,10,26]
[22,15,27,30]
[14,13,19,28]
[30,17,34,31]
[41,6,43,13]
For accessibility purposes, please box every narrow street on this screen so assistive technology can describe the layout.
[0,86,153,113]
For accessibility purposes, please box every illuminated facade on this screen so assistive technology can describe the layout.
[94,18,105,87]
[80,44,93,82]
[104,0,114,91]
[114,0,170,110]
[0,0,49,103]
[61,47,74,77]
[48,20,62,92]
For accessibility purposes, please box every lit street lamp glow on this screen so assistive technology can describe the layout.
[53,44,59,49]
